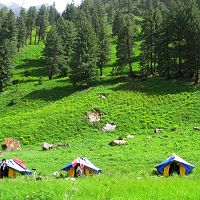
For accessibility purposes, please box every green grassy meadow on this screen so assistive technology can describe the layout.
[0,42,200,199]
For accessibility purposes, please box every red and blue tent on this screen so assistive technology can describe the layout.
[61,157,101,177]
[0,158,32,178]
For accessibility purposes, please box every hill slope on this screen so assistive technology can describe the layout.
[0,43,199,199]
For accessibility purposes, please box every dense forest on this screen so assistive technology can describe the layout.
[0,0,200,92]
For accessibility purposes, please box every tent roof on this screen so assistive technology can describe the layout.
[155,154,195,174]
[0,159,32,174]
[61,157,101,173]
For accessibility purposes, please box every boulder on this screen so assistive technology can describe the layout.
[42,142,69,150]
[109,140,127,146]
[56,143,70,148]
[125,135,135,139]
[53,171,59,177]
[87,111,101,123]
[102,123,116,131]
[154,128,163,133]
[87,109,103,123]
[2,138,21,151]
[42,142,54,150]
[194,127,200,131]
[98,94,107,99]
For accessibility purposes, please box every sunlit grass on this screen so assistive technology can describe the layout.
[0,34,199,200]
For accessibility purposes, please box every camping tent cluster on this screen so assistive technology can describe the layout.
[0,158,32,178]
[0,154,196,179]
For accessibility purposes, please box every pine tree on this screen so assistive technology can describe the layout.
[141,0,162,75]
[49,2,60,25]
[183,0,200,83]
[35,5,49,44]
[17,7,27,51]
[62,3,78,22]
[92,1,111,76]
[80,0,93,23]
[112,11,123,36]
[156,0,200,81]
[44,26,64,80]
[156,13,172,79]
[1,9,16,40]
[56,17,77,76]
[70,11,98,86]
[26,6,36,45]
[116,13,134,76]
[0,10,16,91]
[105,2,115,25]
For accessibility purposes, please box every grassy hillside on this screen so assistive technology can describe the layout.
[0,43,199,199]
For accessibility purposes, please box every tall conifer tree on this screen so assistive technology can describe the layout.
[92,1,111,76]
[70,11,98,86]
[57,17,77,76]
[116,13,134,76]
[36,5,49,44]
[44,26,64,80]
[17,7,27,51]
[0,10,16,91]
[26,6,36,45]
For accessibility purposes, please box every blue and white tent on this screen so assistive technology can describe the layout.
[61,157,101,177]
[155,154,195,176]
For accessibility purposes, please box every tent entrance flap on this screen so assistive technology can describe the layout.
[163,162,182,176]
[179,164,186,175]
[169,162,180,175]
[8,168,16,178]
[163,165,170,176]
[69,167,75,177]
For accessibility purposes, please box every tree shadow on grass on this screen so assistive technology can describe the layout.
[24,76,199,102]
[96,76,128,87]
[15,58,47,77]
[25,85,76,102]
[109,76,200,95]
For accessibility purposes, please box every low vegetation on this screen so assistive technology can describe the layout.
[0,0,200,199]
[0,42,199,199]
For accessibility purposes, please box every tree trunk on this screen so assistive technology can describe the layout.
[34,28,38,44]
[127,37,133,77]
[0,80,3,92]
[128,62,133,77]
[178,57,182,78]
[150,52,154,75]
[195,70,199,84]
[37,30,41,44]
[100,64,103,76]
[166,65,170,79]
[30,28,32,45]
[48,66,53,80]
